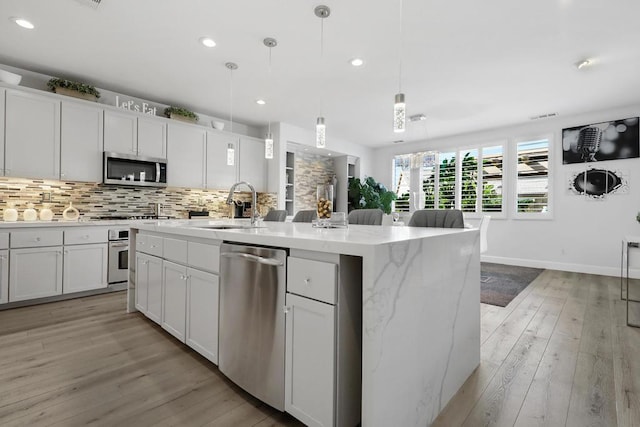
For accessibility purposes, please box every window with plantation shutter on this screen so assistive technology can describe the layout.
[481,146,503,213]
[393,155,411,212]
[438,152,456,209]
[460,149,479,212]
[516,139,549,215]
[421,152,436,209]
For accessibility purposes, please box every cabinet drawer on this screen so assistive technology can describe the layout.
[64,227,108,245]
[164,237,188,264]
[188,241,220,273]
[136,233,163,257]
[287,257,337,305]
[0,233,8,250]
[11,230,63,248]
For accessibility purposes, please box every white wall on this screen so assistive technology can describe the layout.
[373,104,640,278]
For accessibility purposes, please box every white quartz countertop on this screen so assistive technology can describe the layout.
[132,219,475,257]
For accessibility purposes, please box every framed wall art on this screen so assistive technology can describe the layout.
[562,117,639,164]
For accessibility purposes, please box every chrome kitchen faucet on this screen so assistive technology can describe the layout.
[226,181,259,225]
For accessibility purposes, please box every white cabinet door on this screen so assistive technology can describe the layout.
[206,130,237,190]
[9,247,63,302]
[136,252,163,323]
[138,116,167,158]
[60,100,104,182]
[104,110,137,154]
[186,268,219,364]
[285,293,336,427]
[166,123,206,188]
[63,243,108,294]
[5,90,60,179]
[0,89,5,175]
[162,260,187,342]
[239,136,266,192]
[0,250,8,304]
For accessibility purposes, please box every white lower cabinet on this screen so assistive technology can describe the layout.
[162,260,187,342]
[135,252,163,323]
[0,250,8,304]
[63,243,108,293]
[186,268,219,364]
[285,293,336,427]
[9,247,63,301]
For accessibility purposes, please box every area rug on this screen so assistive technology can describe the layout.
[480,262,544,307]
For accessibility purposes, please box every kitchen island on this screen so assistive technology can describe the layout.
[128,219,480,427]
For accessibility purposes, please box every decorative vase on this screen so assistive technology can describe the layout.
[170,113,197,123]
[23,203,37,221]
[3,202,18,222]
[316,184,334,226]
[62,202,79,221]
[40,203,54,221]
[381,214,394,226]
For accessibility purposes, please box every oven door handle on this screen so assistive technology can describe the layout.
[110,242,129,248]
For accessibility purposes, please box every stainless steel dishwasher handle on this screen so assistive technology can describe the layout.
[220,252,284,266]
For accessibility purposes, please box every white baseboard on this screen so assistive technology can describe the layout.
[481,255,640,279]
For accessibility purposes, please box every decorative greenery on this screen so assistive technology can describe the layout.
[348,176,397,215]
[164,106,198,121]
[637,211,640,223]
[47,78,101,98]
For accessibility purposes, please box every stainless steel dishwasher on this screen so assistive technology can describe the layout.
[218,242,287,411]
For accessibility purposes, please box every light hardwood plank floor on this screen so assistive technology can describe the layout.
[1,271,638,426]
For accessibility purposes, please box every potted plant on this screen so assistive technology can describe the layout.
[348,176,397,215]
[164,106,198,123]
[47,78,101,101]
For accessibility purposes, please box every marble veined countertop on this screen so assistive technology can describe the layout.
[0,219,166,228]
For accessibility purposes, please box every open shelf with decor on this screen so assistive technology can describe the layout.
[285,151,295,216]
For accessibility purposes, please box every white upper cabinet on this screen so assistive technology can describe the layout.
[239,136,266,192]
[138,116,167,159]
[60,100,104,182]
[206,130,237,190]
[0,89,5,175]
[104,110,137,155]
[167,122,207,188]
[5,90,60,179]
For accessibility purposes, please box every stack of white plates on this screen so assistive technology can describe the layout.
[0,69,22,85]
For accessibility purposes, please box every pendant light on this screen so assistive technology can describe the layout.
[226,62,238,166]
[315,5,330,149]
[393,0,406,133]
[263,38,277,159]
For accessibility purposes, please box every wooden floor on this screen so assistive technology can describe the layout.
[0,271,638,426]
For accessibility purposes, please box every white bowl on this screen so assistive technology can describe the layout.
[0,69,22,85]
[212,121,225,130]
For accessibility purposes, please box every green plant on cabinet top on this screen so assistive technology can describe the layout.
[47,78,101,99]
[164,106,199,122]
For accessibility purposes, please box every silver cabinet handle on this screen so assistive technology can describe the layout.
[64,250,69,255]
[0,255,6,260]
[34,237,41,242]
[143,260,149,265]
[283,306,290,314]
[111,242,128,248]
[220,252,284,266]
[304,278,311,285]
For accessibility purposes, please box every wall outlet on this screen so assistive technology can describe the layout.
[41,192,52,202]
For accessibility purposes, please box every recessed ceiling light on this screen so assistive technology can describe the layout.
[199,37,216,48]
[11,17,34,29]
[327,153,332,156]
[575,59,592,70]
[256,99,266,105]
[350,58,364,67]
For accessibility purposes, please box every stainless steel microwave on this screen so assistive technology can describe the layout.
[103,152,167,187]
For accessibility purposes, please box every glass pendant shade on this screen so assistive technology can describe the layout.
[265,133,274,159]
[394,93,406,133]
[226,143,235,166]
[316,117,326,148]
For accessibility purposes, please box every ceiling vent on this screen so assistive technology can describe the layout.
[75,0,102,9]
[529,112,559,120]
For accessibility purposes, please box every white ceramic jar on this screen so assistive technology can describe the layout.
[40,203,54,221]
[23,203,38,221]
[3,202,18,222]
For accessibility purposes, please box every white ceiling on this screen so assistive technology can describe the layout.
[1,0,640,148]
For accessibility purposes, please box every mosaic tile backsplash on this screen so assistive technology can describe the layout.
[294,152,336,211]
[0,177,277,220]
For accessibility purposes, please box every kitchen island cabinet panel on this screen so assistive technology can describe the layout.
[186,267,219,364]
[9,247,63,301]
[167,123,206,189]
[63,243,108,294]
[285,293,336,427]
[5,90,60,180]
[206,130,237,190]
[60,100,104,182]
[0,249,7,304]
[162,260,187,342]
[104,110,137,155]
[239,136,266,192]
[0,89,4,174]
[135,252,163,323]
